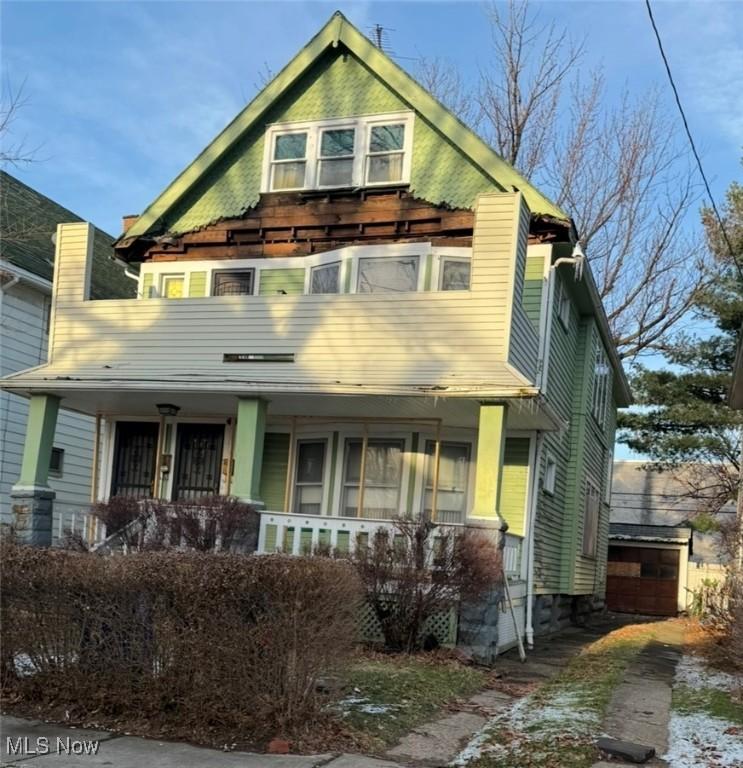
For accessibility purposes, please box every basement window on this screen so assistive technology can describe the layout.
[49,447,64,478]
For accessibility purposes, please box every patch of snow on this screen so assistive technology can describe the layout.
[675,654,742,693]
[452,690,598,765]
[664,712,743,768]
[336,696,396,715]
[14,654,37,676]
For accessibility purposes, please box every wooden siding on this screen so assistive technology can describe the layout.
[259,268,305,296]
[500,437,530,536]
[0,281,94,537]
[259,432,290,510]
[26,196,533,395]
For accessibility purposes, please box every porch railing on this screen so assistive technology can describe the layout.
[56,510,107,547]
[257,511,524,578]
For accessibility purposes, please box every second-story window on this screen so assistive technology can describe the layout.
[310,262,340,294]
[212,269,254,296]
[366,123,405,184]
[357,255,419,293]
[440,257,471,291]
[591,334,611,427]
[161,274,185,299]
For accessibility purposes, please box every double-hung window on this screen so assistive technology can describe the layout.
[357,255,419,293]
[270,132,308,191]
[591,334,611,427]
[366,123,406,184]
[422,441,470,524]
[342,438,404,519]
[293,440,326,515]
[582,480,600,557]
[318,128,355,188]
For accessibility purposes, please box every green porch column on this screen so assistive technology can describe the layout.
[471,403,508,521]
[232,397,267,506]
[11,393,60,547]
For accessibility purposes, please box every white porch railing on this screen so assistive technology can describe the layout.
[257,511,524,578]
[56,510,107,547]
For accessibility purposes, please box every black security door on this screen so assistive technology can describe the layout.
[111,422,159,498]
[172,424,224,500]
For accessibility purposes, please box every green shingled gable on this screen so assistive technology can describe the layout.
[122,12,567,243]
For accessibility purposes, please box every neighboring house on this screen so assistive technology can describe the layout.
[0,171,134,542]
[0,14,630,651]
[608,460,732,616]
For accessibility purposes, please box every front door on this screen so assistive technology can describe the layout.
[172,423,225,500]
[111,421,159,498]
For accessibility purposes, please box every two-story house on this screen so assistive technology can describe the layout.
[1,13,630,648]
[0,171,133,543]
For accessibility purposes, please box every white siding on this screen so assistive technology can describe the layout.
[0,279,94,539]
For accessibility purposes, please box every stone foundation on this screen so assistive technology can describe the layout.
[10,487,55,547]
[532,593,606,636]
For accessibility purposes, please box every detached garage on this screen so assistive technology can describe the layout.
[606,524,692,616]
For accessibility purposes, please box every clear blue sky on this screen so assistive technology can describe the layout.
[2,1,741,458]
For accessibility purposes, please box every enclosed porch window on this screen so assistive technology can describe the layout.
[342,438,404,519]
[293,440,326,515]
[422,441,470,524]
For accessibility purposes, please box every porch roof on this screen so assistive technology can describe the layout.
[0,382,566,431]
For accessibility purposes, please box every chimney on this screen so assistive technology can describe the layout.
[122,214,139,233]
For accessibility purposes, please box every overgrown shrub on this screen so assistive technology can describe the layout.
[0,542,362,738]
[91,495,259,553]
[351,518,502,653]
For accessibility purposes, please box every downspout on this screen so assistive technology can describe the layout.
[525,431,545,648]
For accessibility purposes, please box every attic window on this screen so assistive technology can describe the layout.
[263,112,413,193]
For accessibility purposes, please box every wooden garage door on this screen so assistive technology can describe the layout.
[606,546,679,616]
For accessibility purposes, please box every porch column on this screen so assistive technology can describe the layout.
[11,394,60,547]
[471,402,508,522]
[231,397,267,506]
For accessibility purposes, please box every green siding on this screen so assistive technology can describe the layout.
[188,271,207,297]
[283,526,295,552]
[264,523,278,551]
[163,52,501,235]
[523,254,545,330]
[500,438,531,536]
[258,268,305,296]
[142,273,154,298]
[259,432,290,511]
[336,530,350,554]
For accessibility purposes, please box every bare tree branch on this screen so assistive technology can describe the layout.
[0,77,38,167]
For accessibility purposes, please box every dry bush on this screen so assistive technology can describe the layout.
[0,541,362,738]
[351,519,502,653]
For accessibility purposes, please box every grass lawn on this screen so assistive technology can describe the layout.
[338,652,488,748]
[465,623,659,768]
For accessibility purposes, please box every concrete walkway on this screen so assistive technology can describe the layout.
[592,620,684,767]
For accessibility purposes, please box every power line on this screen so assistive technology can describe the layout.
[644,0,742,283]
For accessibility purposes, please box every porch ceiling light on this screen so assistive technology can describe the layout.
[156,403,180,417]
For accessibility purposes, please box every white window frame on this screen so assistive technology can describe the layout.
[348,243,429,294]
[292,438,329,515]
[591,332,611,428]
[431,249,474,291]
[268,129,311,192]
[582,480,600,558]
[160,273,186,299]
[604,451,614,505]
[261,112,415,193]
[421,439,472,524]
[211,268,255,297]
[556,278,571,329]
[308,261,342,295]
[543,453,556,495]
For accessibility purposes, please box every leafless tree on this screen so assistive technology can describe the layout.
[416,0,706,359]
[0,78,37,167]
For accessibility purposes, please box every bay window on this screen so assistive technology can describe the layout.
[357,255,419,293]
[342,438,403,518]
[310,262,340,294]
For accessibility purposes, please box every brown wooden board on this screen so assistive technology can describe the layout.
[606,546,679,617]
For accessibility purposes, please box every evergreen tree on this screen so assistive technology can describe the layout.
[618,168,743,516]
